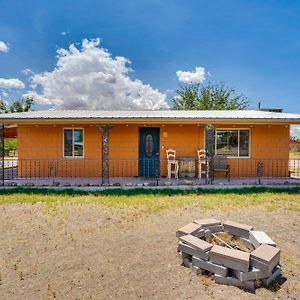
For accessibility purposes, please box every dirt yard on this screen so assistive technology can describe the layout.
[0,192,299,299]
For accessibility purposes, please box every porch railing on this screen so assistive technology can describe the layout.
[0,157,299,186]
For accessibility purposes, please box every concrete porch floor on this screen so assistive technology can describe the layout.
[3,177,300,187]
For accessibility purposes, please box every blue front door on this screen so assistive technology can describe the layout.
[139,128,160,178]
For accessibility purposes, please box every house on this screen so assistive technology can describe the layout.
[290,139,300,152]
[0,110,299,184]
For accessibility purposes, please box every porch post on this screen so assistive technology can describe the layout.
[99,125,112,185]
[205,124,215,184]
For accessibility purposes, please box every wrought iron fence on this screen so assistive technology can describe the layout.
[0,157,299,186]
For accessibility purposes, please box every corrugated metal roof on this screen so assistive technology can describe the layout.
[0,110,300,122]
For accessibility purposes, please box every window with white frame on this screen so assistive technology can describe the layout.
[215,129,250,157]
[63,129,84,158]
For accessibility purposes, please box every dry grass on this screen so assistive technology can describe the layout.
[0,189,300,299]
[0,190,299,216]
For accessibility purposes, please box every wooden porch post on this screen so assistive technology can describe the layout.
[99,125,112,185]
[0,124,4,186]
[205,124,215,184]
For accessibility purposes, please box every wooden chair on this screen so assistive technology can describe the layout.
[197,149,207,179]
[166,149,179,179]
[212,155,230,181]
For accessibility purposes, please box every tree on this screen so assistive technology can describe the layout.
[290,135,300,142]
[4,138,18,156]
[173,82,249,110]
[0,96,34,113]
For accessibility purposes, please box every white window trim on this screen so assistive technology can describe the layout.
[63,128,85,159]
[215,128,251,159]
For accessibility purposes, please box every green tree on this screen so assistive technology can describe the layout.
[4,138,18,156]
[290,135,300,142]
[0,99,7,113]
[173,82,249,110]
[0,97,34,113]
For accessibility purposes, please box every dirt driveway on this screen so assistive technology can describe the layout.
[0,201,299,299]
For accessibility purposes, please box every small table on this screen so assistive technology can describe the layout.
[178,157,196,178]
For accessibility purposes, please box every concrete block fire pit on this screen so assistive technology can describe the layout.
[176,219,281,291]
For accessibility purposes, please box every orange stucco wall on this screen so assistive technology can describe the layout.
[17,123,289,178]
[109,124,204,177]
[18,124,102,178]
[216,124,290,177]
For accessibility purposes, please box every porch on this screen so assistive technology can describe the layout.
[3,177,300,188]
[1,157,299,187]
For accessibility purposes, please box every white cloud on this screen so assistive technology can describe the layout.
[0,78,25,89]
[176,66,206,84]
[27,38,168,110]
[22,68,33,75]
[1,89,8,97]
[0,41,9,53]
[291,125,300,137]
[61,32,67,36]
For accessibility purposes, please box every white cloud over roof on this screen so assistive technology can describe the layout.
[26,38,168,110]
[0,41,9,53]
[176,67,206,84]
[0,78,25,89]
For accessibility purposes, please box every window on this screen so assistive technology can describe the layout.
[63,129,84,158]
[145,133,154,157]
[215,129,250,157]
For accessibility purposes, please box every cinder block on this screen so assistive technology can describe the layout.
[215,274,255,291]
[223,220,253,239]
[250,244,280,274]
[194,218,221,227]
[180,256,201,274]
[178,241,210,261]
[250,258,274,275]
[206,224,223,233]
[192,256,228,277]
[210,245,250,272]
[249,231,276,248]
[194,228,205,238]
[176,223,202,238]
[239,237,254,249]
[191,265,201,275]
[204,229,212,242]
[233,267,268,281]
[182,257,193,268]
[262,266,281,286]
[178,251,192,261]
[179,234,213,252]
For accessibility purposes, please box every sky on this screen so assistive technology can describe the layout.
[0,0,299,134]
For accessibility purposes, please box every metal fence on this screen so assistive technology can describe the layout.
[0,157,299,186]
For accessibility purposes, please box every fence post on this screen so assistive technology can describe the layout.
[1,124,4,186]
[257,160,263,185]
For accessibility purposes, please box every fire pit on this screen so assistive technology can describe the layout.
[176,219,281,291]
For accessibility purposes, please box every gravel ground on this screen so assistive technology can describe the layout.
[0,202,299,299]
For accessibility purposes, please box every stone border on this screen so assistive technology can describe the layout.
[176,219,281,291]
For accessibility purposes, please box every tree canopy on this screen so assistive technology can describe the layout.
[173,82,249,110]
[0,97,34,114]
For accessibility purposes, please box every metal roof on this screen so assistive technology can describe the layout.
[0,110,300,123]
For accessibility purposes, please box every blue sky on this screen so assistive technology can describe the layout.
[0,0,300,119]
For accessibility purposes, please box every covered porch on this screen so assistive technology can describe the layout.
[1,156,299,187]
[0,110,299,187]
